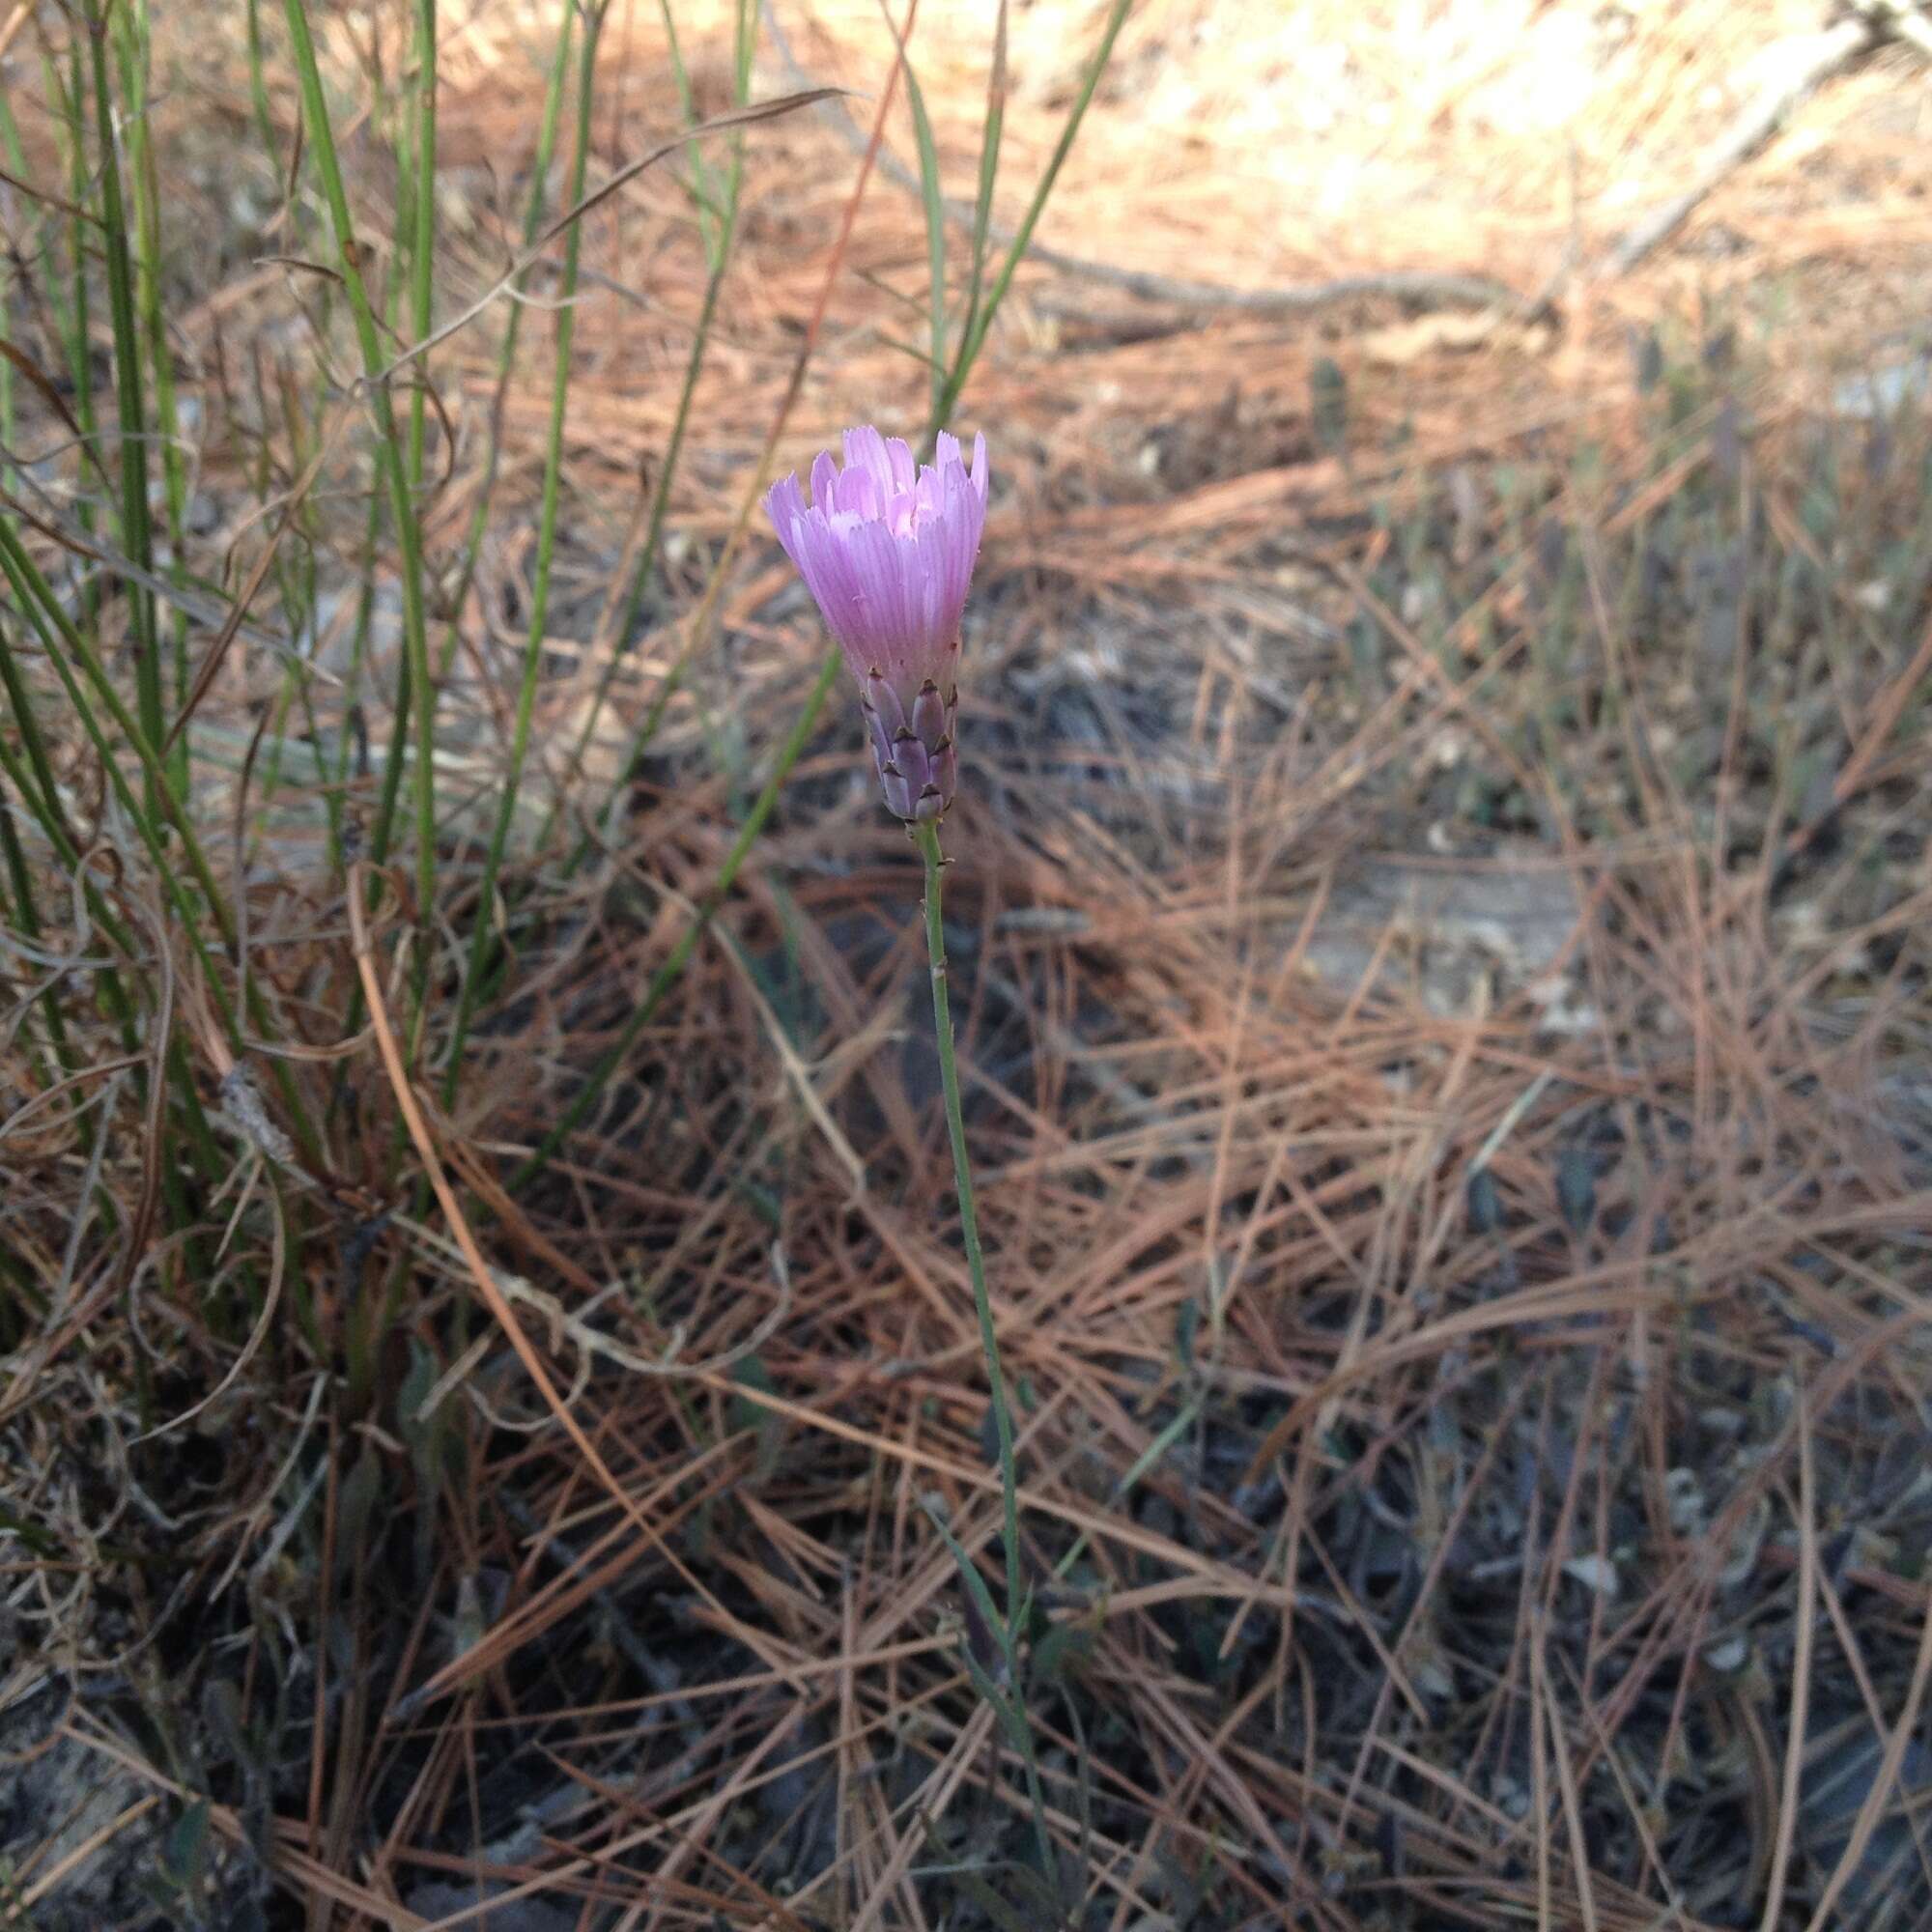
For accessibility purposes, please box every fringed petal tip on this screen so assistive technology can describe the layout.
[761,425,989,696]
[762,474,808,565]
[764,425,987,818]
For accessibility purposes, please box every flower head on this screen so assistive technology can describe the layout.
[765,426,989,821]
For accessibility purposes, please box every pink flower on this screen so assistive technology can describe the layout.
[766,426,989,822]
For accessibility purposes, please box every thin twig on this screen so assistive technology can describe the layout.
[1595,14,1876,280]
[366,87,843,384]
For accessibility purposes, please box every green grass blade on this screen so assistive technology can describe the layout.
[407,0,437,494]
[0,615,143,1046]
[441,2,605,1105]
[279,0,440,929]
[48,34,99,634]
[112,0,192,796]
[657,0,722,266]
[548,1,760,846]
[0,97,19,501]
[83,0,164,805]
[432,12,575,683]
[0,774,83,1097]
[243,0,279,158]
[941,0,1132,432]
[954,0,1007,392]
[548,254,731,844]
[0,604,78,856]
[0,519,321,1163]
[901,59,948,427]
[920,1492,1017,1678]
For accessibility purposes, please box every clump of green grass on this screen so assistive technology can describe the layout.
[0,0,1136,1920]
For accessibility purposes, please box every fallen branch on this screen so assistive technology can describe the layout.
[1594,10,1884,280]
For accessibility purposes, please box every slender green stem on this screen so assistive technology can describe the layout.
[399,0,437,958]
[280,0,439,924]
[84,0,163,808]
[432,11,575,684]
[0,780,81,1108]
[407,0,438,497]
[935,0,1133,432]
[0,526,230,959]
[0,605,78,859]
[0,622,141,1047]
[901,58,947,427]
[656,0,721,264]
[0,99,18,500]
[955,0,1005,383]
[442,3,602,1105]
[913,818,1022,1629]
[46,37,99,636]
[0,521,319,1167]
[914,818,1062,1886]
[0,622,218,1195]
[113,0,192,795]
[547,0,753,858]
[243,0,279,159]
[547,247,733,849]
[511,647,841,1193]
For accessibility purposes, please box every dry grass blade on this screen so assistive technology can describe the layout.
[0,487,327,668]
[9,2,1932,1925]
[368,86,845,384]
[1758,1395,1818,1930]
[0,341,109,490]
[345,863,703,1562]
